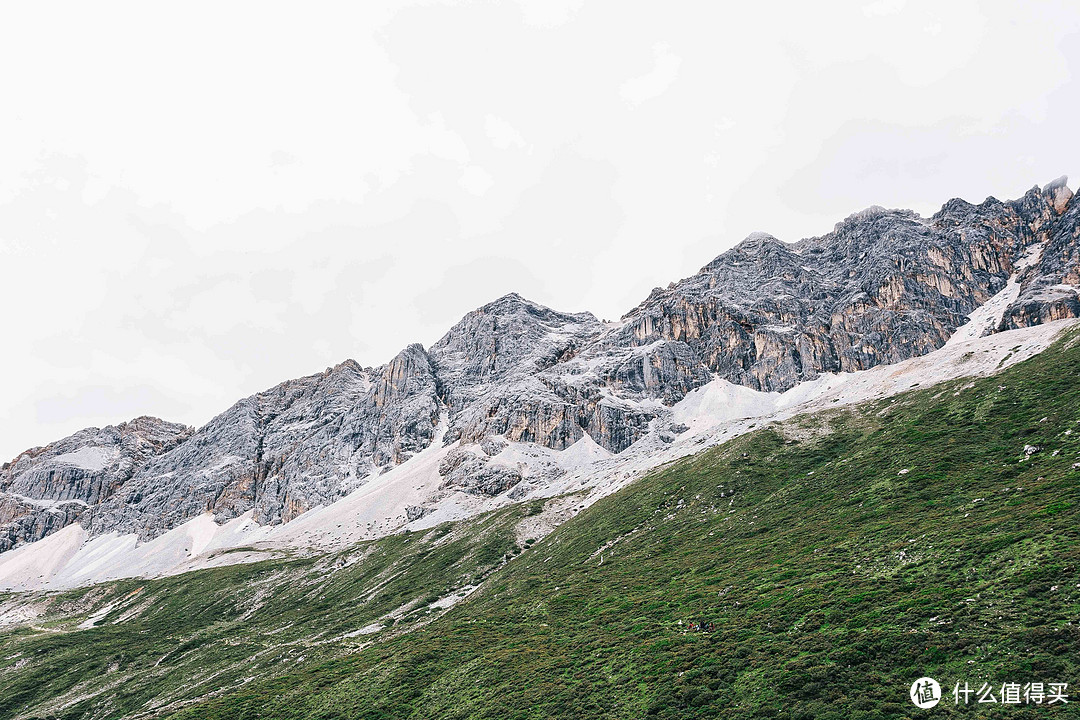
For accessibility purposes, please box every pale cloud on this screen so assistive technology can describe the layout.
[421,112,472,165]
[863,0,907,17]
[513,0,584,28]
[485,114,527,150]
[620,43,682,106]
[270,150,300,168]
[460,166,494,196]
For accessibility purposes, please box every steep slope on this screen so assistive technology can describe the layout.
[589,177,1076,395]
[2,179,1077,555]
[1000,177,1080,328]
[2,318,1069,592]
[430,292,604,450]
[0,502,529,719]
[83,348,440,542]
[0,418,192,552]
[2,324,1078,720]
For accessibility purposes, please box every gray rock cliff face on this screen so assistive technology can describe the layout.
[437,446,523,497]
[999,178,1080,329]
[429,293,604,449]
[596,181,1074,395]
[4,179,1078,550]
[0,417,192,551]
[83,347,440,541]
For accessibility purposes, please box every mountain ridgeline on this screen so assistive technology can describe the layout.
[2,178,1078,551]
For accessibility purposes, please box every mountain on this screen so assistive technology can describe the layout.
[2,313,1078,720]
[0,417,192,552]
[1,178,1078,561]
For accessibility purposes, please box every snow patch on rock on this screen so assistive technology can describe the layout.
[48,446,117,472]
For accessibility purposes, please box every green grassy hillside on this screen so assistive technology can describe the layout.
[0,504,526,719]
[4,327,1080,719]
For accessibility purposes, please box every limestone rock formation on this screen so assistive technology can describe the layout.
[998,178,1080,329]
[594,180,1076,394]
[0,417,192,551]
[84,348,440,541]
[429,293,604,449]
[3,178,1077,551]
[438,446,523,497]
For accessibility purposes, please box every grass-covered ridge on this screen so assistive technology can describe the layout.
[4,327,1080,719]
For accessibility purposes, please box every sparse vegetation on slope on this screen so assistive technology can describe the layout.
[0,507,525,719]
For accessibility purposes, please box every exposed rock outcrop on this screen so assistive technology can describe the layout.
[4,178,1077,551]
[0,417,192,551]
[999,178,1080,329]
[591,183,1075,394]
[83,348,440,541]
[438,446,522,497]
[429,293,603,449]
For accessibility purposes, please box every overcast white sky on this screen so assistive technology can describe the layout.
[1,0,1078,459]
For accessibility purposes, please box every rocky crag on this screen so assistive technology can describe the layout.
[0,417,191,551]
[2,178,1077,550]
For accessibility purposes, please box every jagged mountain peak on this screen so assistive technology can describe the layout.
[435,292,598,346]
[393,342,430,359]
[2,415,191,469]
[1043,174,1069,193]
[606,178,1079,396]
[2,178,1079,555]
[1041,175,1073,214]
[466,291,550,318]
[430,293,605,451]
[732,230,786,250]
[327,357,367,375]
[0,416,193,551]
[829,205,928,241]
[477,291,538,312]
[1010,176,1073,215]
[431,292,601,382]
[699,231,793,271]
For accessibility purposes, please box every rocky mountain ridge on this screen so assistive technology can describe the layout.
[0,417,192,551]
[2,178,1077,551]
